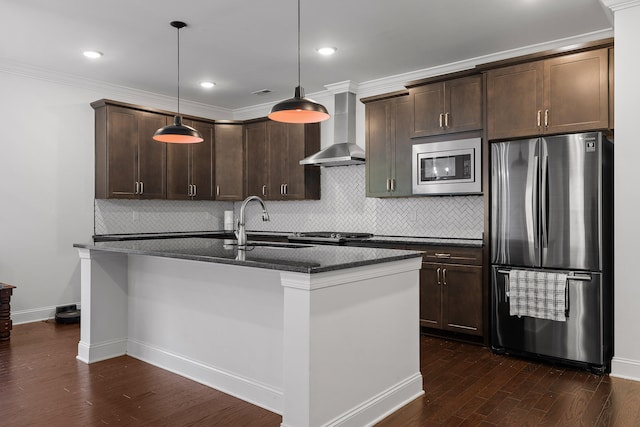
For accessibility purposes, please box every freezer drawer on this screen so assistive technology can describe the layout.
[491,267,610,371]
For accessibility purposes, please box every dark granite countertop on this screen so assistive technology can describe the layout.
[75,237,422,274]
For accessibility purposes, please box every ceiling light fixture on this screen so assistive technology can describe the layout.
[268,0,330,124]
[153,21,203,144]
[83,51,103,59]
[200,81,215,89]
[316,47,337,56]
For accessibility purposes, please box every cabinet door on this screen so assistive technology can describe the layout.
[190,121,214,200]
[544,49,609,134]
[136,111,168,199]
[106,106,139,198]
[410,83,445,138]
[486,62,544,140]
[166,131,191,200]
[266,121,287,200]
[365,99,393,197]
[245,121,269,198]
[445,75,482,133]
[392,96,413,197]
[282,123,308,200]
[420,263,443,329]
[442,264,483,335]
[214,124,244,201]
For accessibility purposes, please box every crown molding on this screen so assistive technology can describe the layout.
[0,59,233,120]
[600,0,640,11]
[1,28,614,121]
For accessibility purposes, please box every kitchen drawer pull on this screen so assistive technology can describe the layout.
[262,185,267,196]
[435,253,451,258]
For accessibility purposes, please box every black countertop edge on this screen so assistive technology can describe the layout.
[74,239,422,274]
[92,231,483,247]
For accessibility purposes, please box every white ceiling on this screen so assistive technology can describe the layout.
[1,0,613,111]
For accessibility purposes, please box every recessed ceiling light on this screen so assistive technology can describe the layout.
[83,51,103,59]
[200,81,216,89]
[316,47,337,56]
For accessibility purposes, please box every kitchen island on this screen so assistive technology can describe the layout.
[74,237,424,427]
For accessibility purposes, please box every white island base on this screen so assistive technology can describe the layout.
[77,249,424,427]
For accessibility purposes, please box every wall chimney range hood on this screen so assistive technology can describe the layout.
[299,91,365,167]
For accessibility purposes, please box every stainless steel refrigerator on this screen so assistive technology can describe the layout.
[491,131,613,373]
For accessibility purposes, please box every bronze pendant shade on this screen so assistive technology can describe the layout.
[153,21,203,144]
[268,0,330,124]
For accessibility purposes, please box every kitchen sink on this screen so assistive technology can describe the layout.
[244,241,313,249]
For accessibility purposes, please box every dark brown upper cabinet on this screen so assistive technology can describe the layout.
[486,48,610,140]
[364,94,412,198]
[409,75,482,138]
[166,120,215,200]
[214,123,244,201]
[93,101,168,199]
[245,120,320,201]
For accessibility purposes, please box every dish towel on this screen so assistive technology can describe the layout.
[508,269,568,322]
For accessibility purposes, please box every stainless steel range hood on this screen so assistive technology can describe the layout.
[299,91,365,167]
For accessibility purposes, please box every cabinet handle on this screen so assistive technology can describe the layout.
[537,110,541,128]
[192,184,197,197]
[386,179,391,192]
[443,268,447,285]
[139,181,144,195]
[390,179,395,192]
[280,184,285,195]
[444,112,449,128]
[439,113,444,128]
[435,252,451,258]
[284,183,288,195]
[544,109,549,127]
[436,267,441,285]
[262,185,267,196]
[216,185,220,197]
[135,181,139,195]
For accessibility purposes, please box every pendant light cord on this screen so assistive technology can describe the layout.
[297,0,301,88]
[176,25,181,115]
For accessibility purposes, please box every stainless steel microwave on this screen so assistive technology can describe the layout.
[412,137,481,195]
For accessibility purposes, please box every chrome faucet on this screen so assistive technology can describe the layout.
[235,196,270,248]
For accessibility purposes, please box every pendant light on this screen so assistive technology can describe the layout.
[268,0,330,124]
[153,21,203,144]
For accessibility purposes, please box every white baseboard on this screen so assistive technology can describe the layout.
[127,339,283,415]
[611,357,640,382]
[12,306,58,324]
[279,373,424,427]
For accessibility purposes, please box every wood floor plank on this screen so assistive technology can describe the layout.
[2,321,640,427]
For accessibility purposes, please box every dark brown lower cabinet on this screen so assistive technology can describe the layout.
[417,246,483,336]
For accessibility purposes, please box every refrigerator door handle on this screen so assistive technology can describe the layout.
[541,150,549,248]
[532,156,540,250]
[497,269,511,302]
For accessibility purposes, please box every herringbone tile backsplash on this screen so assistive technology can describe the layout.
[95,165,483,238]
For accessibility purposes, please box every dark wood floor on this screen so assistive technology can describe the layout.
[1,322,639,426]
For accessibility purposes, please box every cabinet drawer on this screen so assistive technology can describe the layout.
[413,245,482,265]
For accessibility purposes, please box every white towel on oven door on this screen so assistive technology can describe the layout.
[508,269,568,322]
